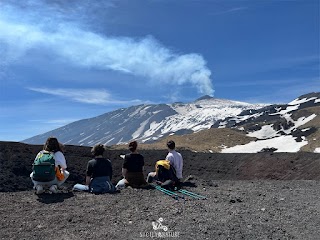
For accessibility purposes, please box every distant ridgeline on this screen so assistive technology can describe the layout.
[23,92,319,153]
[23,95,265,146]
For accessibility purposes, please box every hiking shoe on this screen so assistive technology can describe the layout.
[58,186,69,192]
[35,185,44,195]
[49,185,58,194]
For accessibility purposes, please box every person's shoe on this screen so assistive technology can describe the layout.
[58,186,69,192]
[49,185,58,194]
[35,185,44,195]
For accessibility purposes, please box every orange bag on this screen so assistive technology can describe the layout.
[55,166,64,181]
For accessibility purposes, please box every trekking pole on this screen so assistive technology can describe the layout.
[154,185,179,200]
[150,184,183,200]
[178,189,207,199]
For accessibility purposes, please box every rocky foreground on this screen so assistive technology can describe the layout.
[0,180,320,239]
[0,141,319,239]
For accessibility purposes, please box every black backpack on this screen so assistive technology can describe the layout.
[157,165,179,183]
[156,162,180,190]
[32,151,56,182]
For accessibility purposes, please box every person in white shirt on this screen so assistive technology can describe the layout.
[165,140,183,180]
[30,137,70,194]
[146,140,183,187]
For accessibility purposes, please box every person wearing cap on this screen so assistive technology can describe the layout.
[115,141,147,190]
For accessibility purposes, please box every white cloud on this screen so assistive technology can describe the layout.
[211,7,248,16]
[0,1,214,96]
[29,119,79,125]
[28,87,111,104]
[28,87,142,105]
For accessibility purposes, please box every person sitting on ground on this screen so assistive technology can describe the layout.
[147,159,180,190]
[147,140,183,189]
[73,144,115,194]
[30,137,70,194]
[115,141,148,190]
[165,140,183,181]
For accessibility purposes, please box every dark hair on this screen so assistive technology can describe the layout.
[128,141,138,152]
[43,137,62,152]
[91,144,105,156]
[167,140,175,150]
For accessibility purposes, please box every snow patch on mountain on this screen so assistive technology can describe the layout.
[289,97,318,105]
[132,118,151,139]
[221,135,308,153]
[219,93,320,153]
[248,114,316,139]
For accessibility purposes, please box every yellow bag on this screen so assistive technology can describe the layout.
[155,160,171,174]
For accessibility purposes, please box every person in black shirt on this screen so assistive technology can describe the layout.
[73,144,115,193]
[116,141,147,190]
[86,146,113,184]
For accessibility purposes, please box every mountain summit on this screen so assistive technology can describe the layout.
[195,95,214,101]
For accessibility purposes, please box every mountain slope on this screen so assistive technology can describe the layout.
[23,96,264,146]
[214,92,320,153]
[126,128,256,153]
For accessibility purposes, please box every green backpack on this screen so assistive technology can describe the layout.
[32,151,56,182]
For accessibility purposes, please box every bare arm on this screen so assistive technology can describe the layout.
[122,168,127,178]
[85,176,91,186]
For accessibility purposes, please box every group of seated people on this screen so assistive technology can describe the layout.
[30,137,183,194]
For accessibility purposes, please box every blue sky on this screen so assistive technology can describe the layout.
[0,0,319,141]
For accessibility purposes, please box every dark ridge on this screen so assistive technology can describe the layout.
[1,141,320,192]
